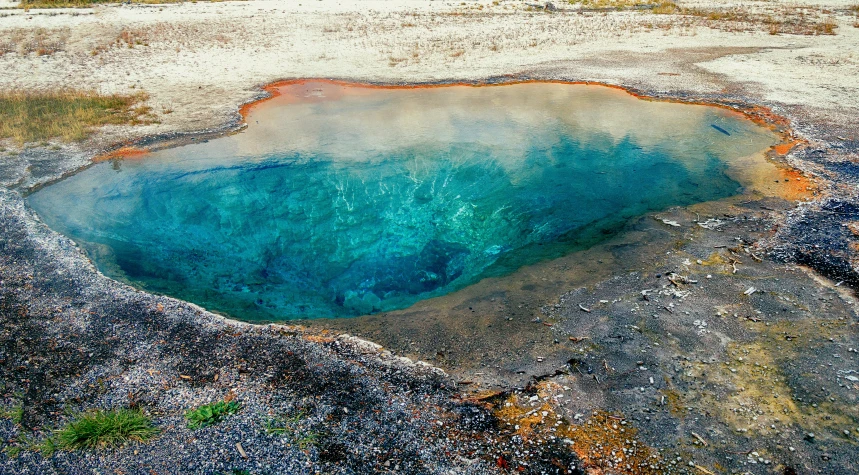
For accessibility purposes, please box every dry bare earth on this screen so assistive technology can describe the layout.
[0,0,856,150]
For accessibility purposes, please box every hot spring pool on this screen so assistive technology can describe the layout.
[28,81,780,320]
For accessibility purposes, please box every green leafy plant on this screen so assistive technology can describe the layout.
[55,408,159,450]
[185,400,241,429]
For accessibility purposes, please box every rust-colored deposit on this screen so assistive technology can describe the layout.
[773,167,818,201]
[492,382,669,475]
[772,139,803,156]
[303,334,336,344]
[93,146,149,162]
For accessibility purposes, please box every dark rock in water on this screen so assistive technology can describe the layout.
[711,124,731,136]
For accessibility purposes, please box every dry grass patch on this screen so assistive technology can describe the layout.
[19,0,222,8]
[563,0,840,35]
[0,28,69,56]
[18,0,111,6]
[569,0,656,9]
[652,2,838,35]
[0,91,156,145]
[650,1,677,14]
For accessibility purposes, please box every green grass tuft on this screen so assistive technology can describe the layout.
[261,409,307,436]
[55,408,159,450]
[3,431,59,458]
[295,431,319,449]
[0,404,23,425]
[185,400,241,430]
[36,436,58,457]
[0,90,155,145]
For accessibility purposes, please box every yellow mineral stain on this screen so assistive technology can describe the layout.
[676,319,858,441]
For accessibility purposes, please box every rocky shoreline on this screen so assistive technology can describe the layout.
[1,185,508,474]
[2,78,857,474]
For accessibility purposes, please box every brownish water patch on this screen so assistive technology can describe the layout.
[92,79,815,206]
[236,79,816,204]
[239,78,795,136]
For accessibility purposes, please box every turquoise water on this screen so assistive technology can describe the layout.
[28,82,778,320]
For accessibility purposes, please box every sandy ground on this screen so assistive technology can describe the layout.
[0,0,858,151]
[1,0,859,474]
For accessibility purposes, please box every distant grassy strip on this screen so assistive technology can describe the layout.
[19,0,223,7]
[567,0,837,35]
[568,0,655,8]
[650,1,837,35]
[0,90,154,144]
[19,0,114,5]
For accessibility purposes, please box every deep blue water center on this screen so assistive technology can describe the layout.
[28,82,777,320]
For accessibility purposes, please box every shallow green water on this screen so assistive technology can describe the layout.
[28,82,778,320]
